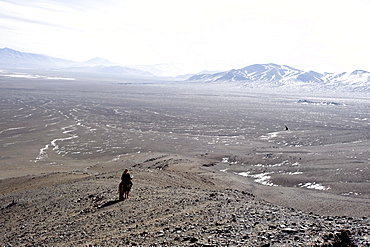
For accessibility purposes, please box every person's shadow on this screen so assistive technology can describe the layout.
[98,200,121,209]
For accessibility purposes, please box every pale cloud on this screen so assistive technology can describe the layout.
[1,0,370,73]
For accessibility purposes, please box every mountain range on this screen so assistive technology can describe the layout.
[0,47,74,69]
[1,48,370,91]
[0,48,152,76]
[187,63,370,92]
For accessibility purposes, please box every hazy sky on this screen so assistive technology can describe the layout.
[1,0,370,73]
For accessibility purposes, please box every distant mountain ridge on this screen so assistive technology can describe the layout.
[0,47,75,69]
[2,48,370,90]
[188,63,370,91]
[0,48,152,76]
[81,57,117,67]
[61,65,152,76]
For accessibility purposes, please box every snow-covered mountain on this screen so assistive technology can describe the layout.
[0,47,75,69]
[2,48,370,90]
[81,57,118,67]
[0,48,152,76]
[187,63,370,92]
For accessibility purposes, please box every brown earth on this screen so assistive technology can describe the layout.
[1,76,369,246]
[1,152,369,246]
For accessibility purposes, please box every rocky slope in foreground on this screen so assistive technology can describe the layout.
[1,153,369,246]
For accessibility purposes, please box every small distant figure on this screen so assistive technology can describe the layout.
[119,169,133,200]
[285,125,289,131]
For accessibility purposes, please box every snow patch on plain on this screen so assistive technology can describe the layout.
[3,73,75,80]
[298,182,330,190]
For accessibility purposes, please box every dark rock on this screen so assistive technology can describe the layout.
[189,237,198,243]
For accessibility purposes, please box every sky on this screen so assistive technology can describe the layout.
[1,0,370,74]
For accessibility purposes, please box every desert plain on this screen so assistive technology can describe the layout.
[0,71,369,246]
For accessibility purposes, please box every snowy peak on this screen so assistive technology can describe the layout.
[238,64,303,81]
[323,71,370,88]
[189,63,310,83]
[188,63,370,91]
[82,57,117,67]
[1,47,24,57]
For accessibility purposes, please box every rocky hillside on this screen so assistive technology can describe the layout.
[1,153,369,246]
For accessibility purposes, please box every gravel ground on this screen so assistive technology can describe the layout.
[1,153,369,246]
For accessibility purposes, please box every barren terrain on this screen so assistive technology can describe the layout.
[0,73,369,246]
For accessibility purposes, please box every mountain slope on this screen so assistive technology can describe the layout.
[188,63,370,91]
[0,48,152,76]
[81,57,118,67]
[188,64,306,83]
[0,47,75,69]
[1,153,369,246]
